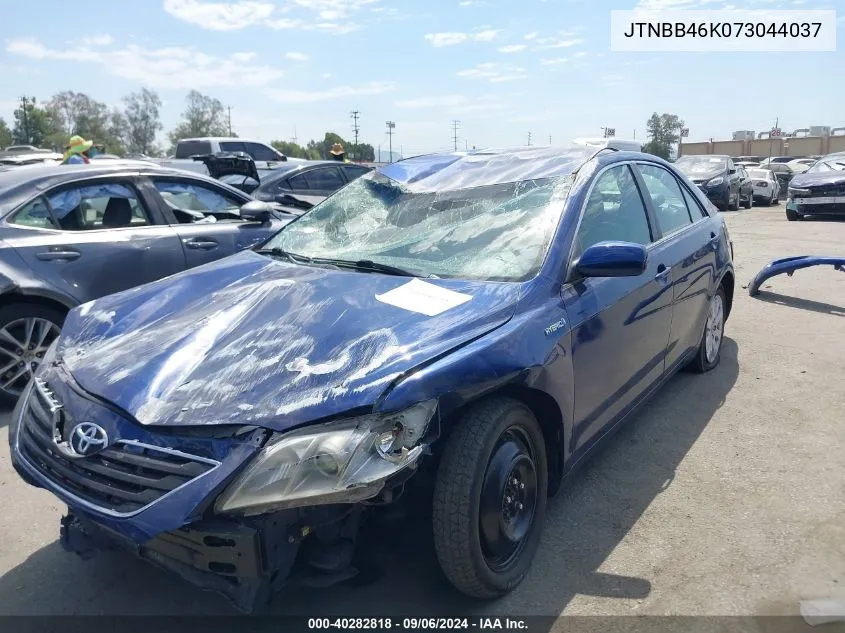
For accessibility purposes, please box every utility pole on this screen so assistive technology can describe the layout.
[465,139,468,151]
[549,135,552,145]
[19,96,35,144]
[227,106,232,136]
[291,126,298,145]
[386,121,395,163]
[452,120,460,151]
[527,131,532,146]
[769,116,779,163]
[350,110,360,159]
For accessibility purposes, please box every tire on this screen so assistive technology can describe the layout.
[433,397,548,599]
[0,303,65,406]
[785,208,801,221]
[743,189,752,209]
[684,286,726,374]
[728,191,739,211]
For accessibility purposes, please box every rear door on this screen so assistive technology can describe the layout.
[633,162,717,371]
[146,176,285,269]
[2,178,184,303]
[287,165,348,197]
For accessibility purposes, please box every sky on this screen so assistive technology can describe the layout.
[1,0,843,157]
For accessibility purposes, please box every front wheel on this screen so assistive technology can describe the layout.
[0,303,65,405]
[743,189,752,209]
[728,191,739,211]
[433,398,548,599]
[786,208,801,221]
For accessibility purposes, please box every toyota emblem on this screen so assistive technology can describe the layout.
[68,422,108,457]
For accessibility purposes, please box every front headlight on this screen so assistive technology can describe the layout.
[707,176,725,187]
[788,187,811,197]
[215,400,437,515]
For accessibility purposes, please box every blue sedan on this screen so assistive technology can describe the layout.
[9,146,734,610]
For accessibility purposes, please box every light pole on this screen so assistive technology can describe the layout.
[386,121,395,163]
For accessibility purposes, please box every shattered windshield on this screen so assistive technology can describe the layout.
[675,156,728,174]
[808,158,845,173]
[264,171,574,282]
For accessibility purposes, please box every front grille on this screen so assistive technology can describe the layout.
[17,381,218,515]
[804,183,845,198]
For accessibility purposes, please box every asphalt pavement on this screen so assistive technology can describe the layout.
[0,204,843,620]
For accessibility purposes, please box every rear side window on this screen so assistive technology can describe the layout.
[306,167,345,191]
[342,165,371,181]
[10,196,55,229]
[220,141,247,154]
[637,164,693,236]
[245,142,280,161]
[175,141,212,158]
[46,183,150,231]
[287,172,310,191]
[681,186,708,218]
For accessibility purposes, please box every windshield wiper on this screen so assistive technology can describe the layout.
[311,258,426,278]
[255,247,312,263]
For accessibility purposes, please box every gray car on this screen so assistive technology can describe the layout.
[0,162,292,403]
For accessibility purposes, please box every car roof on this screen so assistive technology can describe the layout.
[374,146,602,192]
[0,161,248,200]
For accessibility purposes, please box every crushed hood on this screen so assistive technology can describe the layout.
[58,251,520,431]
[789,171,845,189]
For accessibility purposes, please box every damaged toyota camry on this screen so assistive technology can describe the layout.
[9,146,735,611]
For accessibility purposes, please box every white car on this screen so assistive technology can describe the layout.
[787,158,815,173]
[747,168,780,205]
[736,160,760,168]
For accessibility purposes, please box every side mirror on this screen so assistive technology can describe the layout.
[574,241,648,278]
[239,200,274,223]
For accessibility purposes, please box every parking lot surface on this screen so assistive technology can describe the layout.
[0,204,843,618]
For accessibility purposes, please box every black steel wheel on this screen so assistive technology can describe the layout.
[433,397,548,599]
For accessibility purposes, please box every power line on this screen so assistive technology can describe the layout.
[452,120,460,151]
[350,110,360,158]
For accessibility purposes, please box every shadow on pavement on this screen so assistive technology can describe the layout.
[754,292,845,317]
[0,339,739,617]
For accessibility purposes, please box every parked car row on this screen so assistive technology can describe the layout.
[6,145,735,612]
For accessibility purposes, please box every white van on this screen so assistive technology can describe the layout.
[572,137,642,152]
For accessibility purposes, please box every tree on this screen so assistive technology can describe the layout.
[12,99,60,147]
[0,118,12,149]
[44,91,127,154]
[168,90,229,148]
[356,142,375,162]
[123,89,163,155]
[270,140,309,159]
[642,113,684,160]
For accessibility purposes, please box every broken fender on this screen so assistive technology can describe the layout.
[748,255,845,296]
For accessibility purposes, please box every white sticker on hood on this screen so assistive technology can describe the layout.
[375,278,472,316]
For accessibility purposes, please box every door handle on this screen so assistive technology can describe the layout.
[36,248,81,261]
[709,232,720,250]
[184,239,218,250]
[655,264,671,282]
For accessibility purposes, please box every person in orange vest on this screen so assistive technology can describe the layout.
[328,142,350,162]
[62,135,94,164]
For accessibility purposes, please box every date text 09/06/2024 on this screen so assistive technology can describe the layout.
[307,618,530,630]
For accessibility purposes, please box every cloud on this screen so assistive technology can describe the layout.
[395,94,471,108]
[267,81,394,103]
[5,37,284,89]
[285,52,309,61]
[163,0,382,33]
[601,74,626,87]
[534,37,585,50]
[424,29,500,46]
[456,62,527,82]
[524,32,538,40]
[498,44,527,53]
[89,35,114,46]
[540,57,570,65]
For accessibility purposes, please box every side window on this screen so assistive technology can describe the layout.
[681,186,708,218]
[219,141,247,154]
[306,167,345,191]
[245,142,280,161]
[153,179,244,223]
[342,165,371,182]
[46,183,151,231]
[174,141,212,159]
[637,164,693,236]
[287,172,310,191]
[9,196,56,229]
[573,164,652,260]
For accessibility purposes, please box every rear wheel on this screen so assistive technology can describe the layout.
[684,286,726,374]
[729,191,739,211]
[0,303,65,405]
[433,398,548,599]
[743,189,752,209]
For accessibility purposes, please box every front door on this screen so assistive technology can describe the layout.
[562,163,674,453]
[148,176,283,269]
[4,179,184,304]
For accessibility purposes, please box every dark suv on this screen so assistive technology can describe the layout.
[674,155,748,211]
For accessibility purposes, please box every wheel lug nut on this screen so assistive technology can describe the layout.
[519,482,525,489]
[516,502,523,510]
[505,496,512,504]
